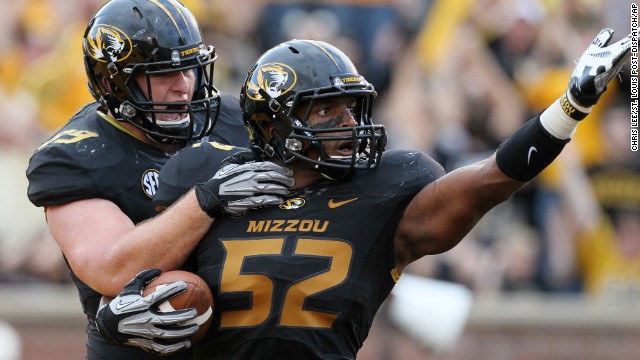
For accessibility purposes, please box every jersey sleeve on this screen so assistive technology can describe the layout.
[359,149,445,197]
[153,142,248,209]
[394,149,446,192]
[26,124,136,208]
[27,146,99,207]
[415,150,446,188]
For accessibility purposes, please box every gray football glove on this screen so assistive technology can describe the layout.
[96,269,197,355]
[569,28,631,108]
[195,149,295,217]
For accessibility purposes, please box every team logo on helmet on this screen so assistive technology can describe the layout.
[141,169,160,198]
[86,24,132,63]
[279,198,306,210]
[247,63,297,101]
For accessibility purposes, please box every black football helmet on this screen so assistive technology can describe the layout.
[240,39,387,180]
[83,0,219,143]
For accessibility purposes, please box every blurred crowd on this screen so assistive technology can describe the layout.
[0,0,638,309]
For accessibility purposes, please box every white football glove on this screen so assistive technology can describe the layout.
[95,269,197,355]
[568,28,632,108]
[195,148,294,217]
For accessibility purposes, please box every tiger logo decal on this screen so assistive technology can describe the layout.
[246,63,297,101]
[86,24,132,63]
[279,198,306,210]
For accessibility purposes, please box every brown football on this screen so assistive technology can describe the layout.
[142,270,214,345]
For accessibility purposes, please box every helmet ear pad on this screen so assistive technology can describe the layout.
[265,122,277,139]
[99,77,112,93]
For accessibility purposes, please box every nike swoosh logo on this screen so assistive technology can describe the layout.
[527,146,537,165]
[328,198,358,209]
[213,164,238,179]
[115,299,136,311]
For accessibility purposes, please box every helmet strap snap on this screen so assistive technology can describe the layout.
[119,103,137,118]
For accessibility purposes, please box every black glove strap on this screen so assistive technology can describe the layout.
[561,92,590,120]
[195,183,225,218]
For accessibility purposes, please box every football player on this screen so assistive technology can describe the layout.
[99,28,631,358]
[26,0,293,358]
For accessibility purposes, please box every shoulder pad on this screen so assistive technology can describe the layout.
[352,149,445,196]
[153,143,248,208]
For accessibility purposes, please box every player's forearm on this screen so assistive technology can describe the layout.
[94,191,213,296]
[87,158,292,295]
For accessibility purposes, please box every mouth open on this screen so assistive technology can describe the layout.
[152,105,190,126]
[334,140,355,156]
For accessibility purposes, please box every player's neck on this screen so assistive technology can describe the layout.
[103,110,179,153]
[119,121,178,153]
[290,166,324,190]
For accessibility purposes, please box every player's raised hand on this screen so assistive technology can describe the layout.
[569,28,632,109]
[95,269,198,355]
[195,149,295,217]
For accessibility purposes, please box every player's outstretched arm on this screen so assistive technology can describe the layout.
[394,28,631,272]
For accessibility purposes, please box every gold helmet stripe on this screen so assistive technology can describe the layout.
[165,0,194,38]
[148,0,192,39]
[301,40,340,69]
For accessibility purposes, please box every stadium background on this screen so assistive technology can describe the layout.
[0,0,638,359]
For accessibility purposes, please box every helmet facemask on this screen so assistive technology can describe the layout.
[118,48,220,144]
[258,77,387,180]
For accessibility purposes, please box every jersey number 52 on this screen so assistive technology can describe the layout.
[219,238,353,329]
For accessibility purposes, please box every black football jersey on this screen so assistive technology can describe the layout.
[27,103,172,221]
[26,94,247,360]
[156,148,445,359]
[152,141,249,209]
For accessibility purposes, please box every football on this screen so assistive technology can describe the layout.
[142,270,214,345]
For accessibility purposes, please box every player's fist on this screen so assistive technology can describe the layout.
[569,28,631,108]
[95,269,199,355]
